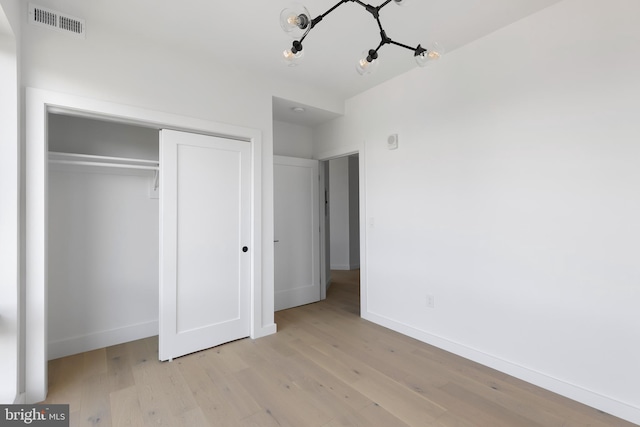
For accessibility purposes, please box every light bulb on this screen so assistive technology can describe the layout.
[393,0,409,5]
[280,5,311,38]
[282,42,304,67]
[415,42,445,67]
[356,58,370,75]
[355,50,379,75]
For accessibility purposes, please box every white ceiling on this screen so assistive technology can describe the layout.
[35,0,563,126]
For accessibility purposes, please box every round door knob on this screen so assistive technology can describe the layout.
[242,246,248,252]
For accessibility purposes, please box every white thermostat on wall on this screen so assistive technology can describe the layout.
[387,134,399,150]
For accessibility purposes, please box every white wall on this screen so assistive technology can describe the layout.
[47,114,159,359]
[329,156,360,271]
[48,114,159,160]
[273,120,314,159]
[315,0,640,424]
[0,0,20,404]
[329,157,350,270]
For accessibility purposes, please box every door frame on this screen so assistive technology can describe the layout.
[316,147,366,318]
[25,87,272,403]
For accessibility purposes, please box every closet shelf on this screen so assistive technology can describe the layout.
[48,152,159,171]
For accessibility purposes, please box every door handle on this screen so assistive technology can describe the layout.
[242,246,248,252]
[274,240,280,243]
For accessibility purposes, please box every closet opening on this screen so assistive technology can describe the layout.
[47,113,161,360]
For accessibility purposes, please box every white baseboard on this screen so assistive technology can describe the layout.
[48,321,158,360]
[363,310,640,426]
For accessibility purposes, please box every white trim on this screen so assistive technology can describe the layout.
[315,142,367,325]
[0,8,20,405]
[315,146,359,162]
[48,321,158,360]
[25,87,269,403]
[319,161,327,301]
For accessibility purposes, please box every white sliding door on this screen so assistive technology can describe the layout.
[159,129,251,361]
[274,156,320,311]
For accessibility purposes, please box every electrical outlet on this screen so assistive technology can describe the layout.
[426,295,435,308]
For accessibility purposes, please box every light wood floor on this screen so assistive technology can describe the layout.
[43,270,634,426]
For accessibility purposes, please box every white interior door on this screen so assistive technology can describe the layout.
[159,129,250,361]
[274,156,320,311]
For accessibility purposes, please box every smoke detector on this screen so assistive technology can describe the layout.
[28,3,86,38]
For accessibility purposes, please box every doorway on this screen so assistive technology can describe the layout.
[322,154,361,306]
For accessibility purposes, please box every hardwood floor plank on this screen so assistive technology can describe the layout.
[239,409,290,427]
[234,365,324,427]
[211,373,263,422]
[110,386,144,427]
[432,411,484,427]
[79,373,112,427]
[176,351,259,426]
[83,349,108,379]
[45,353,84,408]
[438,381,544,427]
[132,358,198,426]
[106,343,135,393]
[322,402,410,427]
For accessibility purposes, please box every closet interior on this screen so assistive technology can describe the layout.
[47,113,160,359]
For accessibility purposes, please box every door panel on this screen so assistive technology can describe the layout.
[160,129,250,361]
[274,156,320,311]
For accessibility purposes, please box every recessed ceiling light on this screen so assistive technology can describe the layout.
[291,106,306,113]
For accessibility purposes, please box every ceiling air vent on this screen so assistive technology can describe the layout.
[28,3,86,38]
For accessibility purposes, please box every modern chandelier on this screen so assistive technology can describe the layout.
[280,0,444,75]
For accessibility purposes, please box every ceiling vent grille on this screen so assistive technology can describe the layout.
[28,3,86,38]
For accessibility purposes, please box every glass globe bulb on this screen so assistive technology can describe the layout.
[415,42,445,67]
[355,51,379,76]
[393,0,409,5]
[282,47,304,67]
[280,4,311,39]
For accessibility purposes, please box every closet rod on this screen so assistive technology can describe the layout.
[49,151,159,166]
[49,159,159,171]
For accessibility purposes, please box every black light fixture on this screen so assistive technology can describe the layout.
[280,0,444,74]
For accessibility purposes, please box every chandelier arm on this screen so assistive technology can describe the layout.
[312,0,351,29]
[387,39,419,53]
[351,0,370,9]
[373,42,385,54]
[374,14,385,32]
[378,0,393,9]
[299,26,312,44]
[299,0,350,44]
